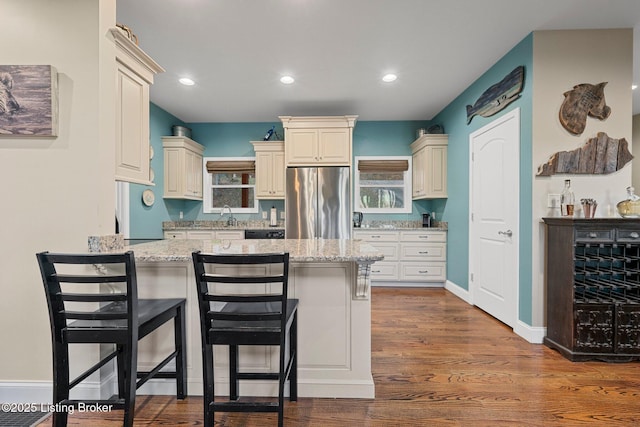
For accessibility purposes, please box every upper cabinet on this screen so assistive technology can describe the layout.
[110,29,164,185]
[411,134,448,199]
[251,141,285,199]
[163,136,205,200]
[280,116,357,166]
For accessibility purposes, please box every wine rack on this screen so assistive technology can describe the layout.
[543,218,640,361]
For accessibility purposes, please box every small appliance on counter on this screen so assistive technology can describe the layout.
[422,213,432,228]
[353,211,363,228]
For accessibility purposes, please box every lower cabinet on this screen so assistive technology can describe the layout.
[354,229,447,285]
[163,230,245,240]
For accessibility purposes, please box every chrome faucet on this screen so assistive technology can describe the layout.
[220,204,236,227]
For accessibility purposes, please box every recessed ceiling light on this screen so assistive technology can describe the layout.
[382,73,397,83]
[280,75,295,84]
[633,84,638,90]
[179,77,195,86]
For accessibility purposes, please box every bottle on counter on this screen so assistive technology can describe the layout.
[560,179,575,217]
[616,186,640,218]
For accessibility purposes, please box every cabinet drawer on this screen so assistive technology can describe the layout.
[187,231,215,240]
[400,262,446,281]
[369,262,399,280]
[354,231,398,242]
[215,230,245,240]
[401,243,446,261]
[575,229,614,243]
[616,228,640,243]
[164,231,186,239]
[368,242,399,261]
[400,231,446,242]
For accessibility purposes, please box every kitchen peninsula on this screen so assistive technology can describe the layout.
[114,238,383,399]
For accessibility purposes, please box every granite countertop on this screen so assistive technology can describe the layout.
[163,220,448,231]
[122,238,385,263]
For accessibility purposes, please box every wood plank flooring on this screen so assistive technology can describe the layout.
[37,287,640,426]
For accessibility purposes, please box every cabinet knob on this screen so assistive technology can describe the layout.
[419,251,429,254]
[418,235,429,239]
[371,235,381,238]
[419,270,429,274]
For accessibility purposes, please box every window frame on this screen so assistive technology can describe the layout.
[354,155,412,214]
[202,156,259,214]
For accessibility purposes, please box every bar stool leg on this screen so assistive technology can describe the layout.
[52,341,69,427]
[175,304,187,399]
[202,344,215,426]
[229,345,239,400]
[122,342,138,427]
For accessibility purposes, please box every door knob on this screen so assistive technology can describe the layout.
[498,229,513,237]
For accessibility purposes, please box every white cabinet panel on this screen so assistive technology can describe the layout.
[163,136,205,200]
[164,231,187,239]
[400,262,446,281]
[401,243,446,261]
[400,230,446,242]
[252,141,285,199]
[187,231,215,240]
[370,262,399,280]
[215,230,244,240]
[410,134,448,200]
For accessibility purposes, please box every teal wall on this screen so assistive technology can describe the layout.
[129,108,433,238]
[431,34,533,325]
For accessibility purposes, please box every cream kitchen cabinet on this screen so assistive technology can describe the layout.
[280,116,357,166]
[162,136,205,200]
[411,134,448,199]
[251,141,285,199]
[354,229,446,286]
[111,28,164,185]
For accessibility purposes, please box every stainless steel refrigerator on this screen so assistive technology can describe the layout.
[285,167,351,239]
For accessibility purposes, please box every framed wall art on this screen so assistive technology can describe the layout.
[0,65,58,137]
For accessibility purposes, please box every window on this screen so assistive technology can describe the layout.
[202,157,258,214]
[354,156,412,214]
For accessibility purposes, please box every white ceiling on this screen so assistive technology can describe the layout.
[116,0,640,123]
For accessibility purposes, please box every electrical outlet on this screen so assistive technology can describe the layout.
[179,211,183,219]
[262,211,268,219]
[280,211,285,219]
[548,194,561,208]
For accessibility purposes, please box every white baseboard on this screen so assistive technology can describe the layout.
[444,279,471,303]
[514,321,546,344]
[0,381,104,404]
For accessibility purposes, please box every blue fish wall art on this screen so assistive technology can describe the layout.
[466,65,524,124]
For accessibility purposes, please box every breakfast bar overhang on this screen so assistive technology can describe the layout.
[119,238,384,399]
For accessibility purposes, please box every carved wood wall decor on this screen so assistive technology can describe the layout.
[537,132,632,176]
[466,65,524,124]
[559,82,610,136]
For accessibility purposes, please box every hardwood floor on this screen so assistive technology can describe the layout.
[37,287,640,426]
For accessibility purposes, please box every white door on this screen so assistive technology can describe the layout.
[469,109,519,327]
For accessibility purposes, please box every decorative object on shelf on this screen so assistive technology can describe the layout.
[0,65,58,137]
[416,128,426,138]
[580,198,597,218]
[427,124,444,134]
[263,125,275,141]
[115,23,138,45]
[172,125,191,138]
[559,82,610,135]
[536,132,633,176]
[466,65,524,124]
[142,189,155,206]
[616,186,640,218]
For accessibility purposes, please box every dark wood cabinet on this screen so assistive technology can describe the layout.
[543,218,640,361]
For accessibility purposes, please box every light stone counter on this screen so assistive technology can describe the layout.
[124,238,384,264]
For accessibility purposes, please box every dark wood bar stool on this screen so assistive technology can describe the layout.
[36,251,187,427]
[192,251,298,427]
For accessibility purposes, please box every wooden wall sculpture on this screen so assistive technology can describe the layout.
[466,65,524,124]
[559,82,610,135]
[537,132,632,176]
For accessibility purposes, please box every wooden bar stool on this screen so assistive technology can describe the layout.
[192,251,298,427]
[36,251,187,427]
